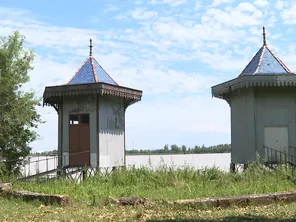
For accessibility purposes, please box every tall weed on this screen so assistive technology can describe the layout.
[12,161,296,202]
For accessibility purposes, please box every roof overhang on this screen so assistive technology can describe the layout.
[212,74,296,101]
[43,82,142,108]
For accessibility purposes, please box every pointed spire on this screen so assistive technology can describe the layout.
[262,26,267,46]
[89,38,93,57]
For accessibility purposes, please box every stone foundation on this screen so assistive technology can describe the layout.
[173,190,296,209]
[0,183,70,207]
[2,182,296,209]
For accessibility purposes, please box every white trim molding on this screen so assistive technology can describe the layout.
[62,152,69,167]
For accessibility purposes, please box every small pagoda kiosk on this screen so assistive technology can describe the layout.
[212,27,296,171]
[43,39,142,170]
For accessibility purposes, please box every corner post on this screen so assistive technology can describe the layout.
[230,163,235,173]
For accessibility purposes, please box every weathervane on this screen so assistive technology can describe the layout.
[262,26,266,46]
[89,38,93,56]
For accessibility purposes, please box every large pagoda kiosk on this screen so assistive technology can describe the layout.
[43,39,142,171]
[212,27,296,171]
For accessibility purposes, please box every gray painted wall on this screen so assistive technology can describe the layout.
[60,95,97,167]
[58,94,126,168]
[230,88,256,164]
[98,95,125,168]
[230,87,296,164]
[98,96,125,131]
[255,88,296,159]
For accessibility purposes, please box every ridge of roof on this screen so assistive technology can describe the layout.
[90,56,98,82]
[239,45,292,76]
[239,27,292,76]
[266,46,291,73]
[66,39,118,86]
[66,56,118,86]
[92,57,118,85]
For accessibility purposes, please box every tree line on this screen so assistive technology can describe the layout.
[31,144,231,156]
[30,150,58,156]
[126,144,231,155]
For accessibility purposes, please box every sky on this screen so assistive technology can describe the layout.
[1,0,296,152]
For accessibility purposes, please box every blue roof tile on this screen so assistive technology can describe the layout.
[240,47,263,76]
[93,58,118,85]
[239,45,292,76]
[67,57,118,86]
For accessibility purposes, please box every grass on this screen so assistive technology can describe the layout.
[1,196,296,221]
[1,160,296,221]
[7,160,296,203]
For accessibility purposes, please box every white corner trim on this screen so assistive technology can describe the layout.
[63,152,69,166]
[90,153,97,167]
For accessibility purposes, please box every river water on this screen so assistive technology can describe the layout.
[22,153,231,177]
[126,153,231,171]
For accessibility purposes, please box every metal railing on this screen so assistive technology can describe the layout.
[1,150,92,180]
[23,155,58,178]
[264,145,296,183]
[264,146,296,166]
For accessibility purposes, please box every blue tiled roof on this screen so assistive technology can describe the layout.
[67,57,118,85]
[239,45,292,76]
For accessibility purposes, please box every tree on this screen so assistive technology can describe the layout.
[170,144,180,153]
[0,31,42,174]
[163,144,169,152]
[181,145,187,153]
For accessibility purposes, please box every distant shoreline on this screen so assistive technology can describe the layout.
[28,152,231,157]
[125,152,231,156]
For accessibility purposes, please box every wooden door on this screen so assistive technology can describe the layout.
[69,114,90,167]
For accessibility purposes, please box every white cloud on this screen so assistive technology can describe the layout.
[135,0,143,4]
[280,53,296,72]
[24,55,78,92]
[1,13,220,96]
[151,21,245,45]
[103,5,119,13]
[29,107,59,151]
[0,19,101,49]
[267,15,276,27]
[0,5,259,73]
[113,14,128,20]
[126,95,230,133]
[0,7,47,25]
[195,50,246,72]
[235,2,259,12]
[211,0,233,7]
[202,3,262,27]
[254,0,269,7]
[1,1,294,151]
[275,0,284,10]
[287,28,293,34]
[194,2,202,11]
[131,8,158,20]
[116,67,218,95]
[150,0,187,6]
[281,3,296,24]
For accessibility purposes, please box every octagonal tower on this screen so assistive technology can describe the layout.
[43,39,142,171]
[212,27,296,171]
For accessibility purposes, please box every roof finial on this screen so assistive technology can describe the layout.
[262,26,266,46]
[89,38,93,57]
